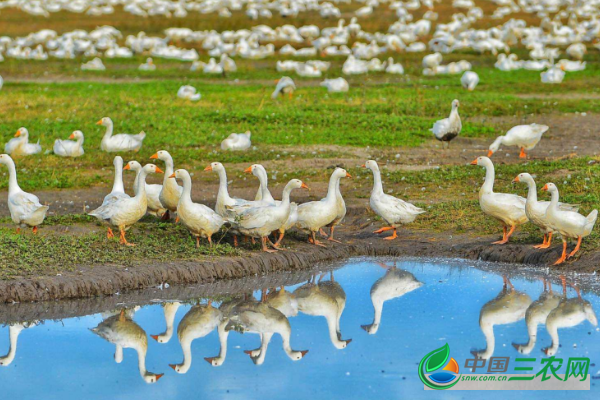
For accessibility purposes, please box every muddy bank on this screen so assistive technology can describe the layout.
[1,207,599,304]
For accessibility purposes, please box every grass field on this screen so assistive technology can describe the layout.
[1,2,600,277]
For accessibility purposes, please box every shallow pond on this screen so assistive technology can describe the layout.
[0,258,599,399]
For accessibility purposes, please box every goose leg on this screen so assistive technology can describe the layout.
[567,236,582,259]
[533,234,547,249]
[553,240,568,265]
[327,226,343,243]
[15,227,20,234]
[308,231,327,247]
[319,228,328,237]
[373,226,394,234]
[383,227,398,240]
[537,232,553,249]
[261,237,277,253]
[32,226,38,235]
[119,228,135,246]
[196,236,200,248]
[107,228,115,239]
[233,235,239,247]
[519,147,526,159]
[207,235,213,247]
[492,225,513,245]
[161,210,170,221]
[273,230,285,247]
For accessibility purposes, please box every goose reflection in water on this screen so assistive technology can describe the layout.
[225,293,308,366]
[294,271,352,349]
[512,278,562,355]
[0,321,38,367]
[169,301,222,373]
[151,302,182,344]
[204,297,248,367]
[91,309,164,384]
[472,276,532,360]
[542,276,598,356]
[361,262,423,334]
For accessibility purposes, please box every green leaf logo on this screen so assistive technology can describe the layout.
[426,343,450,373]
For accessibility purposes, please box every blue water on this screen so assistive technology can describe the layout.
[0,258,598,399]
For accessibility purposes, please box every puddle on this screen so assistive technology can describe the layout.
[0,258,598,398]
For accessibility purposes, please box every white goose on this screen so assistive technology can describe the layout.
[5,127,42,156]
[226,300,308,365]
[513,173,578,249]
[244,164,299,247]
[541,62,565,84]
[473,276,531,360]
[97,117,146,153]
[53,130,84,157]
[488,124,549,158]
[430,99,461,148]
[150,302,182,344]
[91,310,164,384]
[88,164,163,245]
[265,287,299,318]
[0,321,38,366]
[362,263,423,334]
[220,131,252,151]
[320,77,349,93]
[150,150,183,219]
[0,154,49,234]
[512,278,561,355]
[461,71,479,91]
[138,57,156,71]
[169,303,222,374]
[543,276,597,356]
[235,179,308,252]
[271,76,296,99]
[125,161,166,217]
[471,156,528,244]
[170,169,225,247]
[296,168,350,246]
[204,298,246,367]
[541,183,598,265]
[322,168,348,244]
[363,160,425,240]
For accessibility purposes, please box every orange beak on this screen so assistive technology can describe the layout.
[150,335,159,341]
[204,165,212,171]
[96,119,103,125]
[169,173,176,178]
[155,373,164,381]
[361,164,366,168]
[169,364,177,371]
[513,176,520,183]
[346,172,352,178]
[150,153,158,159]
[542,184,548,191]
[470,159,478,165]
[14,130,21,137]
[69,133,76,139]
[123,164,131,170]
[274,79,279,83]
[244,166,253,173]
[487,150,493,157]
[155,167,164,174]
[300,350,309,357]
[204,357,215,365]
[301,182,309,190]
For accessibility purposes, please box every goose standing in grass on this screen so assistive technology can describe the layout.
[513,173,579,249]
[138,57,156,71]
[385,58,404,74]
[150,150,182,220]
[53,130,84,157]
[97,156,129,237]
[461,71,479,91]
[541,183,598,265]
[220,131,252,151]
[487,124,549,158]
[235,179,308,252]
[170,169,225,247]
[151,302,181,344]
[541,62,565,84]
[97,117,146,153]
[296,168,351,247]
[0,321,38,366]
[320,77,349,92]
[271,76,296,99]
[362,263,423,334]
[430,99,461,148]
[226,300,308,365]
[125,161,166,217]
[543,276,597,356]
[244,164,299,247]
[472,276,531,360]
[363,160,425,240]
[471,156,528,244]
[88,164,163,246]
[512,278,561,355]
[169,303,222,374]
[5,128,42,156]
[322,168,349,243]
[91,310,164,384]
[0,154,49,234]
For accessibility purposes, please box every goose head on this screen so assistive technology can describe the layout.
[169,168,189,181]
[143,372,164,384]
[14,127,28,139]
[285,178,309,191]
[96,117,112,126]
[244,164,266,177]
[541,182,557,194]
[0,154,14,166]
[149,150,172,163]
[204,161,224,173]
[287,349,309,361]
[69,130,84,141]
[362,159,379,173]
[124,160,142,172]
[143,164,164,175]
[113,156,124,168]
[512,173,534,185]
[470,156,492,167]
[451,99,460,110]
[332,167,352,179]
